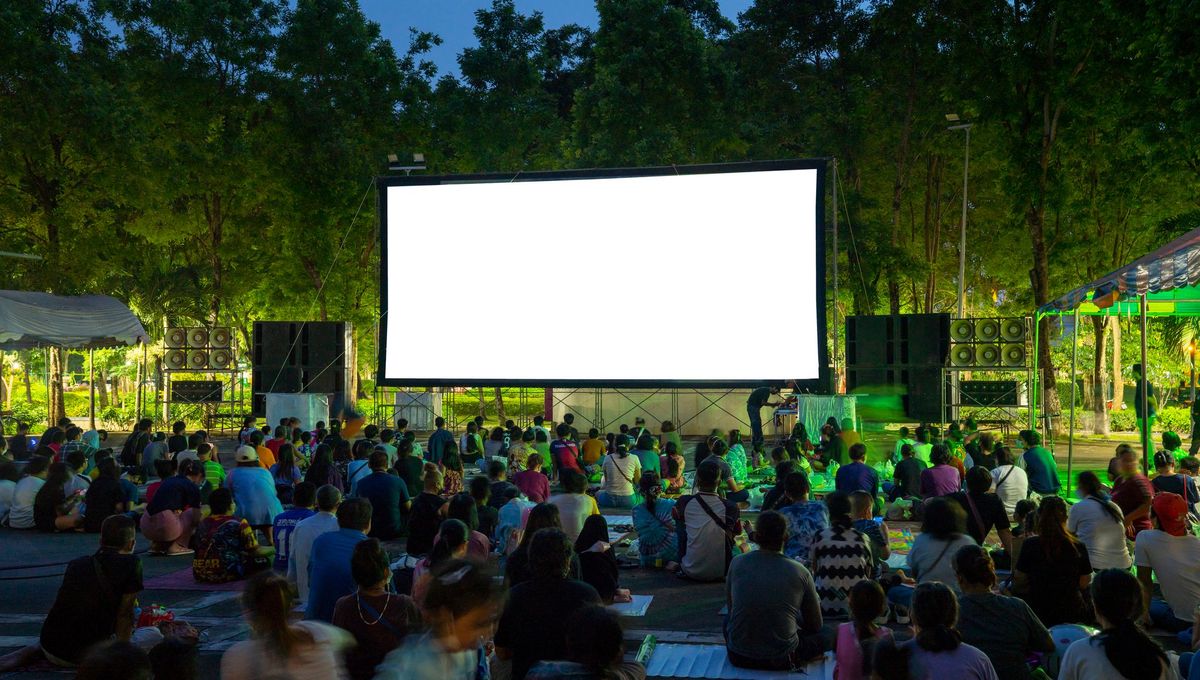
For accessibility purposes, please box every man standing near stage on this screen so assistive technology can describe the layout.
[746,386,781,448]
[1134,363,1158,452]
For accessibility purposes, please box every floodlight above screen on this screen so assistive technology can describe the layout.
[378,160,826,388]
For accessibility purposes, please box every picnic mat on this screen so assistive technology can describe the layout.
[887,527,915,554]
[645,644,833,680]
[143,567,246,591]
[609,594,653,617]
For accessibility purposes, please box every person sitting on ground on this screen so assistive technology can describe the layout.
[269,444,303,505]
[496,485,533,555]
[485,426,507,467]
[345,440,373,494]
[198,443,224,496]
[508,429,535,473]
[1019,430,1061,496]
[166,420,187,455]
[411,518,471,608]
[835,580,893,680]
[1068,470,1131,571]
[674,459,742,582]
[836,442,879,498]
[392,438,424,494]
[777,470,831,566]
[659,441,686,493]
[505,502,577,587]
[850,490,890,578]
[726,510,825,670]
[582,427,607,472]
[469,474,499,539]
[331,538,420,680]
[633,433,662,478]
[598,439,642,508]
[1153,450,1200,509]
[1135,491,1200,641]
[228,446,284,545]
[988,445,1029,517]
[574,514,625,604]
[193,488,273,583]
[406,464,448,556]
[306,497,374,622]
[889,443,927,502]
[1058,568,1176,680]
[709,439,750,503]
[445,493,491,560]
[486,458,519,511]
[249,430,276,470]
[906,582,999,679]
[551,424,584,478]
[912,426,934,465]
[893,426,916,464]
[888,497,976,611]
[761,458,797,512]
[633,471,679,568]
[512,452,550,503]
[140,458,205,555]
[174,432,203,466]
[374,560,501,680]
[304,443,344,492]
[953,544,1054,680]
[950,466,1014,554]
[141,459,172,505]
[25,515,142,669]
[0,462,19,525]
[526,604,647,680]
[355,450,412,541]
[810,491,873,619]
[972,433,998,470]
[82,457,130,533]
[440,444,465,495]
[33,461,84,533]
[495,528,603,680]
[1113,443,1155,539]
[140,432,169,481]
[7,422,30,461]
[6,453,49,529]
[265,425,288,459]
[921,444,961,498]
[221,571,353,680]
[1012,496,1093,627]
[1163,430,1188,464]
[551,469,601,543]
[288,484,342,604]
[272,481,317,573]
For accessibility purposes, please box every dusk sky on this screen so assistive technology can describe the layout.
[358,0,757,78]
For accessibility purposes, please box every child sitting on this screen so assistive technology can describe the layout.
[834,580,892,680]
[850,490,890,578]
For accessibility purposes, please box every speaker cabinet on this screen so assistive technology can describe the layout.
[210,327,232,348]
[253,366,302,393]
[209,348,233,369]
[165,327,188,348]
[165,349,187,370]
[254,322,298,366]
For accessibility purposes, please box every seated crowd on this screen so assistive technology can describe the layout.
[1,413,1198,680]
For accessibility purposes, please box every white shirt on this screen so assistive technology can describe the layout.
[1058,636,1179,680]
[548,493,599,543]
[1134,529,1200,620]
[680,492,730,582]
[287,511,340,602]
[0,479,15,525]
[1067,497,1131,570]
[893,438,916,462]
[7,476,44,529]
[220,620,352,680]
[991,465,1029,515]
[175,449,199,465]
[601,454,641,497]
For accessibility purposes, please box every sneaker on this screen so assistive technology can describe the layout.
[166,548,194,556]
[148,548,166,556]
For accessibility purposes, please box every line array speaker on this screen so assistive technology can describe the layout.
[947,317,1029,369]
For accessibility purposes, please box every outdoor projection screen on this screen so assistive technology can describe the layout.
[378,160,827,388]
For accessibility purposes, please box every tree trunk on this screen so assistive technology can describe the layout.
[922,154,944,312]
[888,68,917,316]
[1111,317,1124,408]
[21,351,32,402]
[47,347,66,427]
[134,351,144,420]
[97,366,110,409]
[494,387,506,423]
[1091,315,1109,435]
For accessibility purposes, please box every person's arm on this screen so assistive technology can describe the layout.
[1191,605,1200,650]
[799,573,823,633]
[1137,564,1155,623]
[1125,490,1152,529]
[876,521,892,559]
[115,592,137,641]
[997,526,1014,554]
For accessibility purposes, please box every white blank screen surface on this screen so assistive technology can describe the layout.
[382,167,821,384]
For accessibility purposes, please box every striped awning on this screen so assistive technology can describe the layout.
[1039,227,1200,314]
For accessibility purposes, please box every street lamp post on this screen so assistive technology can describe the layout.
[946,115,972,318]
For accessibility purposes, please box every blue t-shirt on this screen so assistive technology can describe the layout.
[835,461,880,498]
[427,429,455,465]
[305,528,369,622]
[145,475,202,515]
[778,500,830,566]
[355,472,411,540]
[272,507,316,572]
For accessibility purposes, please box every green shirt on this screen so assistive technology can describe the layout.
[203,459,226,488]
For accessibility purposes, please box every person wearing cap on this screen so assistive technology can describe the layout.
[1135,491,1200,641]
[1152,450,1200,510]
[226,445,284,546]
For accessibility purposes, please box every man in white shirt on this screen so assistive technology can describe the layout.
[287,484,342,604]
[893,426,916,464]
[1136,492,1200,643]
[990,446,1030,515]
[673,460,742,582]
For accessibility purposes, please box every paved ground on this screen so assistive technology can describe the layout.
[0,427,1180,678]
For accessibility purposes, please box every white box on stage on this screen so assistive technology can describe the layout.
[394,391,441,431]
[266,393,330,433]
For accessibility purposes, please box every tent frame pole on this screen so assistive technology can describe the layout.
[1140,294,1151,473]
[1067,310,1079,497]
[89,349,96,430]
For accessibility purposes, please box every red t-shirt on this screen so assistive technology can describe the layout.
[1112,473,1154,536]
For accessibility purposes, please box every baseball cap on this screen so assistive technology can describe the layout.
[1151,492,1189,536]
[1154,450,1175,469]
[235,445,259,463]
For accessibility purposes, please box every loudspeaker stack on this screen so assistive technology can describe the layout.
[947,317,1028,369]
[164,327,234,371]
[251,321,351,416]
[845,314,950,422]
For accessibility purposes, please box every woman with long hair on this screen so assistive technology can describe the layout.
[907,582,998,679]
[331,539,420,680]
[1058,569,1175,680]
[660,445,685,494]
[504,502,579,587]
[1013,495,1093,626]
[953,544,1054,680]
[632,471,678,567]
[332,439,353,485]
[33,462,82,532]
[303,443,344,492]
[574,514,621,603]
[445,493,490,560]
[220,571,353,680]
[598,439,641,508]
[270,444,302,505]
[441,446,465,496]
[888,497,975,611]
[834,580,892,680]
[411,519,471,608]
[1068,470,1131,570]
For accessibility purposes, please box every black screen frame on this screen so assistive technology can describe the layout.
[377,158,829,391]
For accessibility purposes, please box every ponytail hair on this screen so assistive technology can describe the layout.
[911,582,961,652]
[243,571,311,658]
[1092,569,1168,680]
[1077,471,1123,525]
[640,471,662,511]
[952,543,997,589]
[849,580,885,642]
[429,519,469,569]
